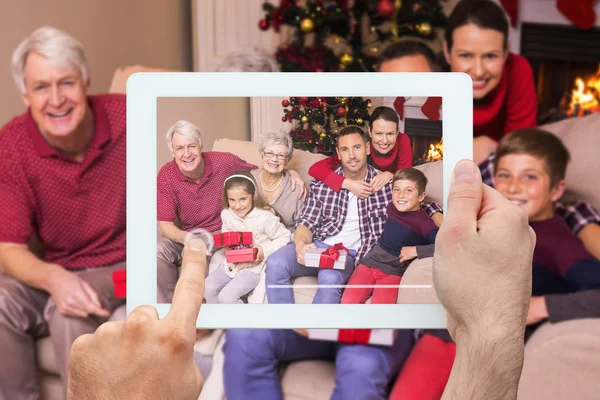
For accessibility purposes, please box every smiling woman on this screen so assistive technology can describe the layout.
[443,0,538,163]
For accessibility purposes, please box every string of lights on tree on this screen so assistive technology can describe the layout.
[282,96,371,154]
[259,0,446,72]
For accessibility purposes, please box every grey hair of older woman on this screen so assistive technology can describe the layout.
[259,130,294,160]
[216,47,280,72]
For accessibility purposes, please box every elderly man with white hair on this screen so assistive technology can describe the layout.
[0,26,127,399]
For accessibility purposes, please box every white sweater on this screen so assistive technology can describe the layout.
[219,207,290,278]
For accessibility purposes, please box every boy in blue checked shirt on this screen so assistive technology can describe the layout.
[391,128,600,400]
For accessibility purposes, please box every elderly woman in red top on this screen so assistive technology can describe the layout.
[443,0,537,164]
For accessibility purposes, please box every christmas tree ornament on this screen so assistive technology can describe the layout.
[319,132,327,139]
[356,118,363,124]
[259,18,270,31]
[282,116,287,122]
[340,53,353,66]
[377,0,395,18]
[337,106,346,116]
[282,99,290,107]
[259,0,445,72]
[301,115,309,123]
[417,22,432,36]
[300,18,315,32]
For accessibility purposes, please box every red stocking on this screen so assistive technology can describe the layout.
[421,97,442,122]
[393,97,406,121]
[500,0,519,27]
[557,0,596,30]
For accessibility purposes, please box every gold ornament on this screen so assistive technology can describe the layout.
[340,53,353,66]
[300,18,315,33]
[356,118,363,124]
[319,132,327,139]
[417,23,432,36]
[367,102,372,108]
[301,115,309,123]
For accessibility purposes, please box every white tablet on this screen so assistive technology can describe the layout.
[126,72,472,329]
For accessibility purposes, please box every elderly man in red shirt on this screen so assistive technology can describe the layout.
[156,120,256,302]
[0,27,127,399]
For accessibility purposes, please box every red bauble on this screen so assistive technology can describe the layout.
[259,18,270,31]
[337,106,346,116]
[298,97,309,106]
[377,0,395,18]
[282,116,287,122]
[366,98,372,103]
[282,99,290,107]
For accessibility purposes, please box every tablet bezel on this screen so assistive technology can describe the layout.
[126,72,472,328]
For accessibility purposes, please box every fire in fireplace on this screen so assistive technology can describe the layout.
[565,65,600,117]
[520,23,600,124]
[424,138,443,163]
[404,118,443,165]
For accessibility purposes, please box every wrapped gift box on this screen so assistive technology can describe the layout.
[305,244,347,270]
[214,231,253,247]
[225,247,258,263]
[308,329,395,346]
[112,269,126,298]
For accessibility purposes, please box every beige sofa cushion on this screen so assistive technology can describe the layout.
[108,65,179,94]
[538,113,600,212]
[414,161,443,207]
[281,360,336,400]
[518,318,600,400]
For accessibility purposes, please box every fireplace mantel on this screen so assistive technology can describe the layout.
[506,0,600,54]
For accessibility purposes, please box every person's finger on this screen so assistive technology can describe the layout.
[81,280,103,308]
[61,303,89,318]
[443,159,483,235]
[166,241,206,329]
[71,287,99,315]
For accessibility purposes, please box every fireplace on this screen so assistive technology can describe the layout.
[520,23,600,124]
[404,118,443,165]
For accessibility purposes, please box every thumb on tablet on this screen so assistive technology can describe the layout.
[444,159,482,235]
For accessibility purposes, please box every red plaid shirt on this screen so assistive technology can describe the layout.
[296,165,392,262]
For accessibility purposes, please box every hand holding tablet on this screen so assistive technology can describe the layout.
[67,239,207,400]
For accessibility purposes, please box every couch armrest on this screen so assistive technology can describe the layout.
[396,257,440,304]
[517,318,600,400]
[108,65,179,94]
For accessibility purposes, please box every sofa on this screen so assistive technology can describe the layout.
[200,112,600,400]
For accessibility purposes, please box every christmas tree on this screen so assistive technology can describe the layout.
[283,96,372,154]
[259,0,447,72]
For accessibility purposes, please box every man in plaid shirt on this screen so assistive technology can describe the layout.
[265,126,393,304]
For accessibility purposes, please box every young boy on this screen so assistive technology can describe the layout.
[341,168,439,304]
[389,128,600,400]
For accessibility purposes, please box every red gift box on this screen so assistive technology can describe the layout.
[305,243,348,270]
[308,329,395,346]
[225,247,258,263]
[214,231,253,247]
[112,269,126,298]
